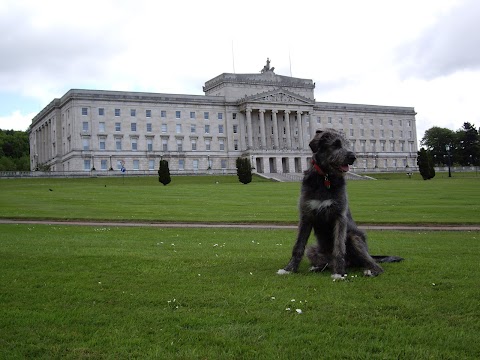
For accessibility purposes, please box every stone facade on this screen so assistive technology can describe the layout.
[28,62,418,174]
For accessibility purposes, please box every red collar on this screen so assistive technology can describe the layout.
[311,159,325,176]
[311,160,331,189]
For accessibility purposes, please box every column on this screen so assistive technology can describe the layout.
[272,110,279,150]
[297,111,304,149]
[239,113,246,150]
[259,109,266,149]
[246,108,253,149]
[309,112,316,140]
[285,111,292,149]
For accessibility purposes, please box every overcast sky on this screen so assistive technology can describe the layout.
[1,0,479,145]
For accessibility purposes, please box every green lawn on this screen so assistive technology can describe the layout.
[1,224,479,359]
[1,174,479,224]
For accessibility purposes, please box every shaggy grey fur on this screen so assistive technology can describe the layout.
[278,129,392,279]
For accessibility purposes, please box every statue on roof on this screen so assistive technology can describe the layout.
[260,58,275,73]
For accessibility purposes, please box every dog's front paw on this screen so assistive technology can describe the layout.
[277,269,291,275]
[331,273,347,281]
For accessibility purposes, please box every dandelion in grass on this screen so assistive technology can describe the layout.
[296,309,303,314]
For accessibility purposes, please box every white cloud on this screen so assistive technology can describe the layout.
[0,110,35,131]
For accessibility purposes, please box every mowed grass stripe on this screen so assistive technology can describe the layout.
[1,224,479,359]
[1,175,479,224]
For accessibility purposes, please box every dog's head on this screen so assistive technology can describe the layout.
[309,129,356,176]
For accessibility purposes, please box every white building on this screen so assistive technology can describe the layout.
[29,60,417,174]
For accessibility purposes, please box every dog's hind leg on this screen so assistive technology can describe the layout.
[349,232,384,277]
[278,220,312,274]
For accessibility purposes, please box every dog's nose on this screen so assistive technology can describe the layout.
[347,152,356,165]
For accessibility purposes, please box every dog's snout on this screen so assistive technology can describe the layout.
[347,152,356,165]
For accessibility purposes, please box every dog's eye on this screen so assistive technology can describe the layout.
[333,139,342,148]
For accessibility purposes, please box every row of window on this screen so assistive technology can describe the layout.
[83,159,228,171]
[81,107,226,120]
[82,121,227,135]
[321,116,413,127]
[83,137,230,152]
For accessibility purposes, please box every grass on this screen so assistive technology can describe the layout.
[1,174,479,224]
[1,224,479,359]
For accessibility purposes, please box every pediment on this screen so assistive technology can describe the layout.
[237,89,314,106]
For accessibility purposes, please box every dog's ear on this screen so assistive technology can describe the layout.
[309,130,323,153]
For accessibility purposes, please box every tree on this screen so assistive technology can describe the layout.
[158,159,171,186]
[0,129,30,171]
[417,148,435,180]
[455,122,480,166]
[236,157,252,184]
[421,127,455,165]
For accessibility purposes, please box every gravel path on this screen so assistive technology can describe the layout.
[1,219,479,231]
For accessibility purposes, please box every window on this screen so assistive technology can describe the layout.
[146,123,152,132]
[390,141,395,151]
[176,124,182,133]
[233,125,238,134]
[161,124,167,133]
[389,119,393,126]
[399,120,403,126]
[380,130,385,138]
[178,159,184,170]
[176,139,183,152]
[191,124,196,133]
[176,111,181,119]
[408,120,412,127]
[162,139,168,151]
[328,117,332,124]
[205,139,211,151]
[115,138,122,150]
[350,129,354,136]
[82,138,90,150]
[371,130,375,137]
[380,141,386,151]
[115,122,121,132]
[148,160,154,170]
[82,108,88,116]
[117,160,123,170]
[221,159,227,169]
[99,122,105,132]
[147,139,153,151]
[317,116,321,124]
[190,111,195,119]
[99,138,106,150]
[98,108,104,116]
[360,129,364,137]
[191,139,197,151]
[370,119,374,125]
[219,139,225,151]
[400,130,403,138]
[360,118,364,125]
[161,110,167,118]
[218,113,223,120]
[133,160,139,170]
[131,109,136,117]
[390,130,394,138]
[349,118,353,125]
[219,124,224,134]
[146,109,151,118]
[205,124,210,134]
[84,159,91,171]
[101,160,107,170]
[131,122,137,132]
[131,138,137,151]
[82,122,89,132]
[115,109,121,117]
[204,112,209,120]
[380,119,384,126]
[234,140,238,150]
[339,117,343,124]
[232,113,237,120]
[193,159,199,171]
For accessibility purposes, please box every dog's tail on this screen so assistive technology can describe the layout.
[372,255,404,263]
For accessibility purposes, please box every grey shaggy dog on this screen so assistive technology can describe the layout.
[278,129,402,280]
